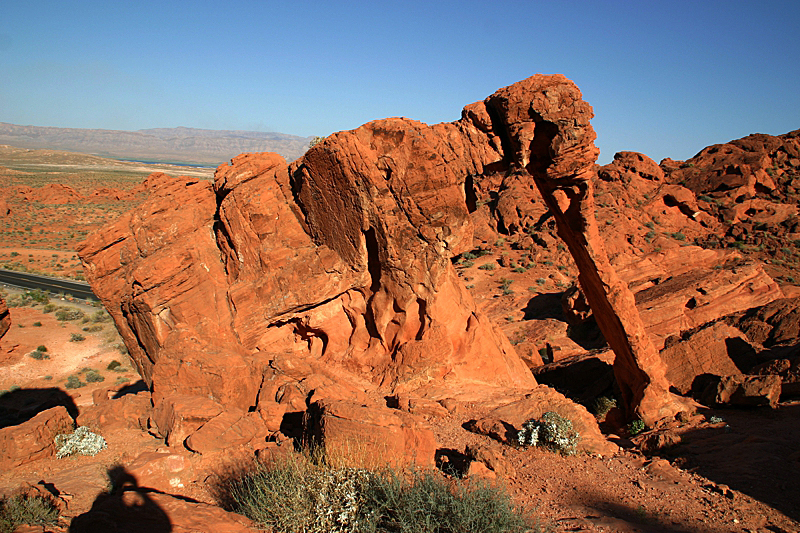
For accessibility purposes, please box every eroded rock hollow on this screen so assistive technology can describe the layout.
[78,74,679,436]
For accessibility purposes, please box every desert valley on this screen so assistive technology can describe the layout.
[0,74,799,533]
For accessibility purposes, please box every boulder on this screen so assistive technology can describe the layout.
[185,411,269,454]
[465,443,515,477]
[730,297,800,347]
[698,374,782,408]
[0,406,74,469]
[466,385,618,456]
[304,399,437,468]
[125,450,196,495]
[150,395,224,447]
[77,391,152,431]
[660,322,756,395]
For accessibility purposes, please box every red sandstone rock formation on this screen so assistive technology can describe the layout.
[21,183,84,204]
[79,74,686,452]
[473,76,688,424]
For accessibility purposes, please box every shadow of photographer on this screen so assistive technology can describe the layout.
[69,466,171,533]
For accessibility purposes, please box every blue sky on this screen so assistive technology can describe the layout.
[1,0,798,163]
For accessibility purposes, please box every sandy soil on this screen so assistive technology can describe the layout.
[0,288,137,407]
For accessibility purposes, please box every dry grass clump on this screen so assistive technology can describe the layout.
[0,493,59,533]
[218,448,533,533]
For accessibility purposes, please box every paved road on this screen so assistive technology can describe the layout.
[0,269,96,300]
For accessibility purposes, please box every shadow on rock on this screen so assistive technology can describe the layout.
[658,402,800,523]
[69,466,172,533]
[522,292,567,321]
[111,380,149,399]
[0,387,78,428]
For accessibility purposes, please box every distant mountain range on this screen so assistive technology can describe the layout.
[0,122,313,165]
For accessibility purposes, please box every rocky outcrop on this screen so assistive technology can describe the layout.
[0,406,74,469]
[484,76,688,424]
[564,246,785,350]
[20,183,83,204]
[80,74,684,449]
[465,385,618,455]
[698,374,782,408]
[660,323,754,395]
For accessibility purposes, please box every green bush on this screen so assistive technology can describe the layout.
[85,370,104,383]
[32,321,42,327]
[55,307,84,321]
[91,310,111,322]
[591,396,617,419]
[477,263,495,271]
[627,419,646,436]
[64,375,85,389]
[517,411,580,455]
[0,493,59,533]
[28,350,49,361]
[222,453,532,533]
[107,360,122,371]
[36,345,47,353]
[69,333,85,342]
[42,303,56,313]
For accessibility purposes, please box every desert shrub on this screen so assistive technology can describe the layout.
[91,310,111,322]
[64,375,85,389]
[308,136,326,148]
[591,396,616,419]
[627,419,646,436]
[107,360,122,371]
[82,324,103,332]
[69,333,85,342]
[42,303,56,313]
[36,345,47,352]
[55,307,84,321]
[55,426,107,458]
[223,453,532,533]
[27,350,49,361]
[477,263,495,271]
[84,370,104,383]
[32,321,42,327]
[115,343,128,355]
[517,411,580,455]
[0,493,59,533]
[26,289,49,304]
